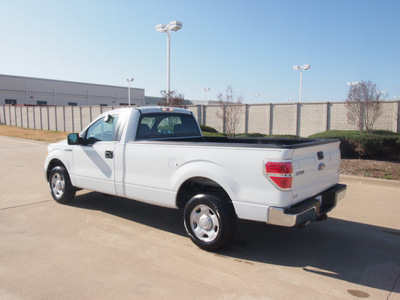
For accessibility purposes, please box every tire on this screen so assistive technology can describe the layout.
[184,194,236,251]
[49,166,76,204]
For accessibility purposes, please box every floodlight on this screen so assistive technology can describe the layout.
[303,64,311,70]
[169,21,182,31]
[293,65,300,70]
[155,24,166,32]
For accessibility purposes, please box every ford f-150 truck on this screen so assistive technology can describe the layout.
[44,106,346,251]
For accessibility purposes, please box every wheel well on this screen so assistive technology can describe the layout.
[176,177,233,210]
[46,159,66,181]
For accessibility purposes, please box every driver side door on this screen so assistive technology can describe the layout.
[72,114,120,195]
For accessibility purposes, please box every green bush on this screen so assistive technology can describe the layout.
[236,133,299,138]
[202,131,225,137]
[200,124,218,133]
[309,130,400,159]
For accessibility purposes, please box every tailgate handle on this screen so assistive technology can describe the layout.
[317,151,324,160]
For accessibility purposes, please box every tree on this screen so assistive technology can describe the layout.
[159,90,185,108]
[217,86,243,137]
[345,80,386,133]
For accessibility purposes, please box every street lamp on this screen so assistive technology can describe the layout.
[203,87,210,105]
[155,20,183,105]
[293,64,311,103]
[126,78,134,106]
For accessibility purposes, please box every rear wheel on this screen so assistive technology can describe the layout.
[49,166,76,204]
[184,194,236,251]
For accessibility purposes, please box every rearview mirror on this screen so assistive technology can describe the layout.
[67,133,80,145]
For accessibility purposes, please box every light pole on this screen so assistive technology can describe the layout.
[203,87,210,105]
[156,20,183,105]
[293,64,311,103]
[126,78,134,106]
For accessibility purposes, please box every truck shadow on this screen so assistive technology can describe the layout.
[70,191,400,293]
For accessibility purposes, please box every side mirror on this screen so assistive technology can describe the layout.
[67,133,80,145]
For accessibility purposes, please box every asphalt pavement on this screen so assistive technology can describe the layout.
[0,136,399,299]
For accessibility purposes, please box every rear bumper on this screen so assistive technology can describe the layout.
[267,184,346,227]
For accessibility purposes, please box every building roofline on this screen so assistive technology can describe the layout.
[0,73,144,92]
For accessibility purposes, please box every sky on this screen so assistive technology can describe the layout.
[0,0,399,103]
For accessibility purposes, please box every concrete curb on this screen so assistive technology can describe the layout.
[340,174,400,188]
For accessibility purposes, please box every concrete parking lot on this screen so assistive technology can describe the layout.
[0,135,399,299]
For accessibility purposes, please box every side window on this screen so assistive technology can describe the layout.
[86,114,119,144]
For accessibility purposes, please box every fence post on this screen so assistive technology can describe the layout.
[14,106,17,127]
[326,102,331,131]
[269,103,273,135]
[79,106,83,132]
[63,106,66,132]
[33,106,36,129]
[203,105,207,126]
[1,105,5,125]
[47,106,50,130]
[71,106,74,132]
[245,104,249,134]
[54,107,58,131]
[19,106,23,127]
[397,101,400,133]
[196,105,202,125]
[39,106,43,130]
[8,106,12,126]
[222,106,226,134]
[26,106,29,128]
[296,103,301,136]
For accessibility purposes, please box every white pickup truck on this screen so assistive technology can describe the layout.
[44,106,346,251]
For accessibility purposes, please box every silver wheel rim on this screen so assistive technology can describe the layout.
[189,204,220,242]
[51,172,65,199]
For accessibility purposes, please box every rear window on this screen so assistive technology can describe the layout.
[136,113,201,140]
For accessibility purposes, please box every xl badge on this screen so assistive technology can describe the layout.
[318,163,325,171]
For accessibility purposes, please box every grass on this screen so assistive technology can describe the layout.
[0,125,68,143]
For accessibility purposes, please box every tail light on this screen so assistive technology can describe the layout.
[264,161,293,190]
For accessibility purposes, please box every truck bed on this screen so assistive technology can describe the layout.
[134,135,339,149]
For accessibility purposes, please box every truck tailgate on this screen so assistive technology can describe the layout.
[291,140,341,205]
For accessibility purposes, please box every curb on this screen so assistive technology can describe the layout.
[340,174,400,188]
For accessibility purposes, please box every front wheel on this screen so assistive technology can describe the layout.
[184,194,236,251]
[49,166,76,204]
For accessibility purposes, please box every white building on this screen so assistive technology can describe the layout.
[0,74,145,106]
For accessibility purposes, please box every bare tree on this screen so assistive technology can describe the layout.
[345,80,386,133]
[217,86,243,137]
[159,90,185,108]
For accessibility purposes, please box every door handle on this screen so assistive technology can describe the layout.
[105,150,113,159]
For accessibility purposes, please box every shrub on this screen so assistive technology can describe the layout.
[200,124,218,133]
[309,130,400,159]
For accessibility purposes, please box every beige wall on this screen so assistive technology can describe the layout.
[1,101,399,136]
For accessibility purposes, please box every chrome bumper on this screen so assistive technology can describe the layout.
[268,184,347,227]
